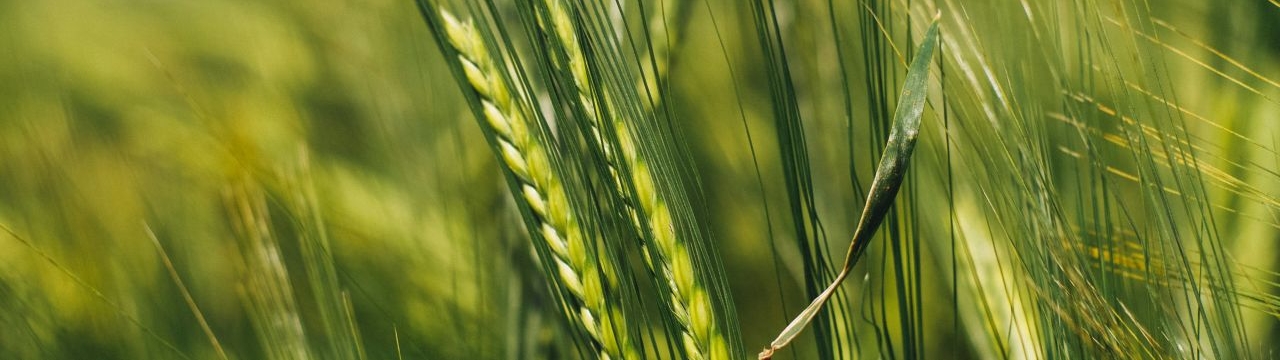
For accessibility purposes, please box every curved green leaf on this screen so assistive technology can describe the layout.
[759,15,940,360]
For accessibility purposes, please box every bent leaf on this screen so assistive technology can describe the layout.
[759,15,940,360]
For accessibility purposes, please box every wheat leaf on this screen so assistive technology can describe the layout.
[759,15,940,360]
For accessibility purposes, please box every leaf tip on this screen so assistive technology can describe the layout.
[758,347,775,360]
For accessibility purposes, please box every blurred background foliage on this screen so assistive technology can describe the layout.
[0,0,1278,359]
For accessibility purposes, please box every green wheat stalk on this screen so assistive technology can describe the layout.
[226,181,312,360]
[435,9,637,359]
[540,2,727,358]
[638,0,690,109]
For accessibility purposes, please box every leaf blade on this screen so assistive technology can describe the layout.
[759,15,940,359]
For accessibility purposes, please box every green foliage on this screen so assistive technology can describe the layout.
[0,0,1278,359]
[761,18,939,360]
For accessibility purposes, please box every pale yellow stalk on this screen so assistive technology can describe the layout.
[542,2,727,359]
[439,10,636,360]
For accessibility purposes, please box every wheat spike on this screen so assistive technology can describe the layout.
[542,2,727,359]
[438,9,636,359]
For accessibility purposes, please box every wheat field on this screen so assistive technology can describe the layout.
[0,0,1278,359]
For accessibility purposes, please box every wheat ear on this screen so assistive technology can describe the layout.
[543,3,727,359]
[438,10,636,360]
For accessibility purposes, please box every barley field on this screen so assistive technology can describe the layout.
[1,0,1278,359]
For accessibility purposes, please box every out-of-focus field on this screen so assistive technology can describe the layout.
[0,1,490,358]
